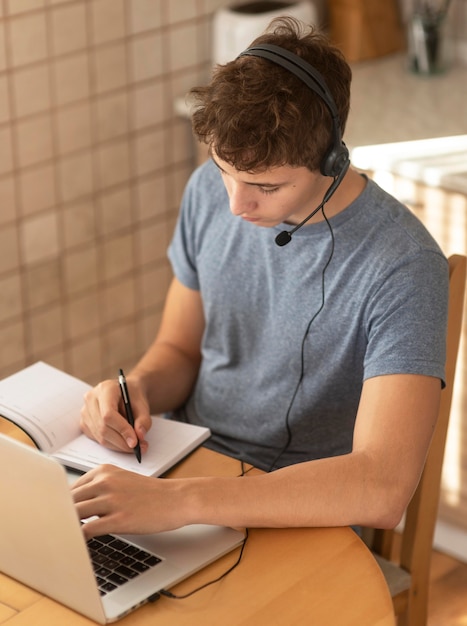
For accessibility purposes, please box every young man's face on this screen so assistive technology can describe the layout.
[211,151,330,228]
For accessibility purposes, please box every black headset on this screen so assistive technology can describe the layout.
[236,44,350,470]
[238,43,350,179]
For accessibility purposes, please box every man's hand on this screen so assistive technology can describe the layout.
[72,465,188,539]
[80,378,152,455]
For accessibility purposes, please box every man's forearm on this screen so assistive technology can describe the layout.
[128,339,201,414]
[182,450,405,531]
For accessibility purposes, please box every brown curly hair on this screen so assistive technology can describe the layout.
[189,17,351,172]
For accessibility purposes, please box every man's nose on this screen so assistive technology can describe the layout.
[229,184,257,216]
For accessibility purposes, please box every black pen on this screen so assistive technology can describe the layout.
[118,368,142,463]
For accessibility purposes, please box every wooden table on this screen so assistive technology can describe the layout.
[0,418,395,626]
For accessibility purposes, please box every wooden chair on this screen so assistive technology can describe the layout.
[364,254,467,626]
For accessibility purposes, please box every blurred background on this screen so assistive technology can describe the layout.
[0,0,466,384]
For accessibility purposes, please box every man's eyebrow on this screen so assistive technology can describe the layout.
[210,154,283,187]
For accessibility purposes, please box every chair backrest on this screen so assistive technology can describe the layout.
[368,254,466,621]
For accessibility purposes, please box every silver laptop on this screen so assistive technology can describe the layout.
[0,434,245,624]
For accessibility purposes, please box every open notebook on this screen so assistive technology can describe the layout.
[0,361,211,476]
[0,434,245,624]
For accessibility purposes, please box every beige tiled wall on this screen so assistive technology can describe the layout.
[0,0,227,384]
[1,0,466,386]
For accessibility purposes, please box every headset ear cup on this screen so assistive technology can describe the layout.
[320,143,350,177]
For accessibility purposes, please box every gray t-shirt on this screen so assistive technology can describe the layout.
[168,159,448,471]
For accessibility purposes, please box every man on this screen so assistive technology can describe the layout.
[72,18,448,539]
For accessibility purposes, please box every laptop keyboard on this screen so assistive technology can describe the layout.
[87,534,163,596]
